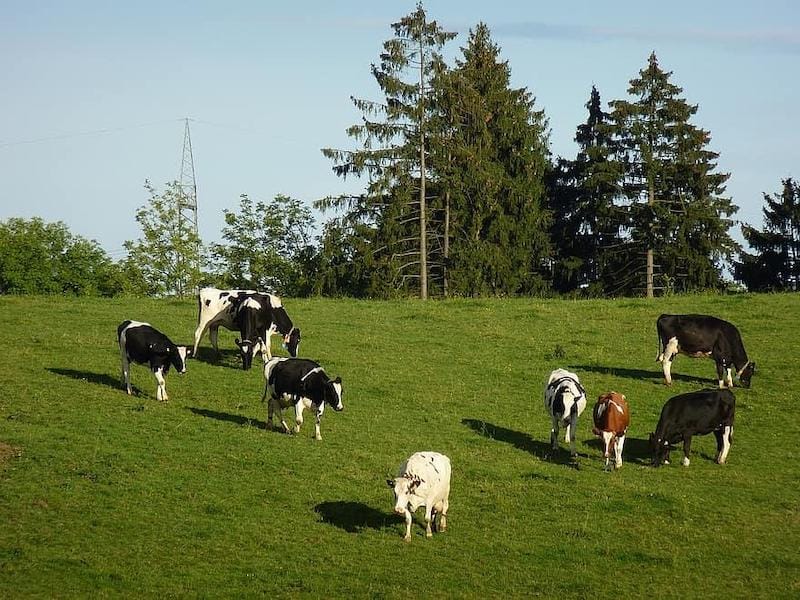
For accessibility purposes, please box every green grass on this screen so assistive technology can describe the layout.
[0,293,798,598]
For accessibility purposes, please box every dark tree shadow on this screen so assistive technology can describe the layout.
[569,364,709,386]
[187,407,267,430]
[461,418,584,467]
[314,501,394,533]
[46,368,139,393]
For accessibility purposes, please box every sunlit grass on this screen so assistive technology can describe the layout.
[0,293,798,597]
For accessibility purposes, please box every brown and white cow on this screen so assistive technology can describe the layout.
[592,391,630,470]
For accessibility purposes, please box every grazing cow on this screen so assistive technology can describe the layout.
[193,287,300,368]
[117,320,192,401]
[656,314,755,388]
[262,357,343,440]
[650,388,735,467]
[386,451,451,542]
[592,391,630,470]
[544,368,588,457]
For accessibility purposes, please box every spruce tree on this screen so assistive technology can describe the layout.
[433,23,551,296]
[609,53,738,296]
[320,3,455,298]
[736,178,800,291]
[548,86,624,295]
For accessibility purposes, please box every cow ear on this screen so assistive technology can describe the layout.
[333,376,342,384]
[386,479,394,488]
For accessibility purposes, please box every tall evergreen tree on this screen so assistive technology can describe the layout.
[432,23,551,296]
[548,86,624,295]
[609,53,738,296]
[320,3,455,298]
[735,178,800,291]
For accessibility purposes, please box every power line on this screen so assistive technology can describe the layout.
[0,119,184,149]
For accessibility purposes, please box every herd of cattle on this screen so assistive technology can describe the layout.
[116,288,755,540]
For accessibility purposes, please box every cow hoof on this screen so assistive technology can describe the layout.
[314,435,322,441]
[681,457,690,467]
[403,535,411,542]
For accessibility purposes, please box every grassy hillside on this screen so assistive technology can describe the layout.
[1,293,798,598]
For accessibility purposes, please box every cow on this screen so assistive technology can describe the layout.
[193,287,300,368]
[656,314,755,389]
[592,391,630,470]
[262,357,343,440]
[544,368,588,457]
[650,388,735,467]
[386,451,451,542]
[230,293,274,371]
[117,320,192,401]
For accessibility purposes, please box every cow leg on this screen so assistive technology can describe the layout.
[424,505,434,538]
[725,367,734,388]
[192,319,209,355]
[716,425,733,464]
[209,325,220,355]
[550,418,559,451]
[662,337,679,385]
[568,415,578,457]
[439,498,448,531]
[402,508,413,542]
[681,435,692,467]
[293,401,304,434]
[120,349,132,395]
[615,434,626,468]
[313,404,324,441]
[154,368,167,401]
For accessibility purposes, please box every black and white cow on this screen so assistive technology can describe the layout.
[650,388,735,467]
[117,320,192,401]
[544,368,588,457]
[262,357,343,440]
[193,287,300,369]
[656,314,755,388]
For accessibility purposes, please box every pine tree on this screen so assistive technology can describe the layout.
[609,53,738,296]
[320,3,455,298]
[736,178,800,291]
[432,23,551,296]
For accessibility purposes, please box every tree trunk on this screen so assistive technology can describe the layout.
[646,179,655,298]
[418,33,428,300]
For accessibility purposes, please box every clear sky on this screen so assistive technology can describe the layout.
[1,1,798,261]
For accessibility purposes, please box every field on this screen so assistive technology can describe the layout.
[1,293,799,598]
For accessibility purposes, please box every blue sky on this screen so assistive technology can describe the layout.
[1,1,798,261]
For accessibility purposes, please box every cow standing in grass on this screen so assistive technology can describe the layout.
[592,391,630,470]
[656,314,755,388]
[262,357,343,440]
[544,368,587,457]
[117,320,192,401]
[650,388,735,467]
[387,452,451,542]
[193,287,300,368]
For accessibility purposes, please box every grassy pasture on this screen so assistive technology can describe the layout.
[0,293,798,598]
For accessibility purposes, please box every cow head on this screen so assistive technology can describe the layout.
[738,362,755,388]
[283,327,301,357]
[235,338,256,370]
[171,346,193,374]
[386,474,422,515]
[323,376,343,411]
[649,433,671,467]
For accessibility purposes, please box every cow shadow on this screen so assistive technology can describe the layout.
[187,407,267,430]
[569,364,709,386]
[582,436,653,465]
[314,501,393,533]
[461,418,584,466]
[46,367,138,393]
[192,347,244,369]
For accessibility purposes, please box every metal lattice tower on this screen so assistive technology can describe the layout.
[178,118,198,241]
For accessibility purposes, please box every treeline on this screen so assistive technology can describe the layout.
[1,5,798,298]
